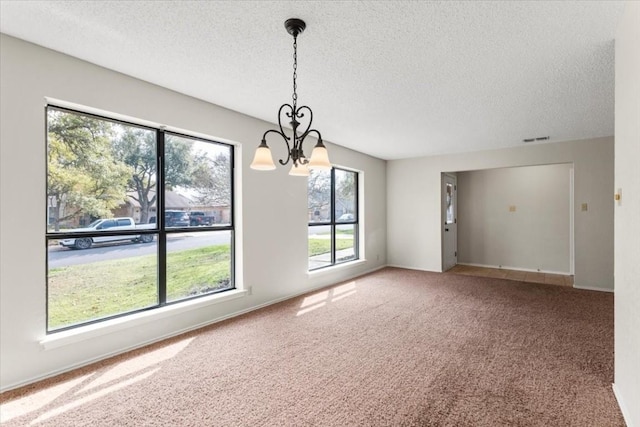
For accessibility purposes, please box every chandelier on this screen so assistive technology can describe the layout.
[250,18,331,176]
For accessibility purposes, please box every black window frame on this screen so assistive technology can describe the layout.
[308,166,359,271]
[45,105,235,333]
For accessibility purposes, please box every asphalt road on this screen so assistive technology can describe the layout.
[48,231,231,268]
[49,225,353,268]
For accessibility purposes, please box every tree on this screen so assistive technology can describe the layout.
[335,170,356,215]
[112,132,208,223]
[165,135,197,189]
[112,128,157,224]
[47,110,130,231]
[49,110,227,228]
[190,152,232,206]
[308,170,331,221]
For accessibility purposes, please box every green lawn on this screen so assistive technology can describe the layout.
[48,245,230,330]
[314,228,355,235]
[49,239,352,330]
[308,238,353,257]
[166,246,230,301]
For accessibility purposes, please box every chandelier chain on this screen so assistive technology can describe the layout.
[292,35,298,109]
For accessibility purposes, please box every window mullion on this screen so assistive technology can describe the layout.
[331,167,336,265]
[355,171,359,259]
[158,130,167,305]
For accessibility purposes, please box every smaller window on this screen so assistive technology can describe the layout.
[445,183,454,224]
[307,167,359,270]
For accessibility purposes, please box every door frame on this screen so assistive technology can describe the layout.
[569,165,575,275]
[443,164,574,275]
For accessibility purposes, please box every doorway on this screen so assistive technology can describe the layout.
[453,164,573,274]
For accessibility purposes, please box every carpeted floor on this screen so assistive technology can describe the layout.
[0,268,624,426]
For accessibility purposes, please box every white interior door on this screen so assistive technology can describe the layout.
[442,174,457,271]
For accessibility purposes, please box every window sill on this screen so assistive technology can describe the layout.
[40,289,248,350]
[307,259,367,277]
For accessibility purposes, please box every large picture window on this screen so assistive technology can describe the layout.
[308,167,359,270]
[45,106,234,332]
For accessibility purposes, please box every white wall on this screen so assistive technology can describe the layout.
[457,164,572,273]
[614,2,640,425]
[387,137,613,290]
[0,34,387,390]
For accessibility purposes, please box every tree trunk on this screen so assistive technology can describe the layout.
[53,203,61,232]
[139,198,150,224]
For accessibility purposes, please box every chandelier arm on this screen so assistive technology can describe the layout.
[262,129,292,166]
[277,104,294,138]
[277,103,295,165]
[301,128,323,144]
[295,105,313,146]
[295,105,312,120]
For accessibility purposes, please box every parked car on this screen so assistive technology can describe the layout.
[59,217,155,250]
[338,213,354,221]
[189,211,214,226]
[165,210,190,227]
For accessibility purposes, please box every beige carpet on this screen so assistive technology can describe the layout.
[0,268,624,426]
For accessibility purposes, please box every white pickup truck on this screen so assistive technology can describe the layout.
[59,217,155,250]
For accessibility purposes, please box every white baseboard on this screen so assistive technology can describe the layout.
[612,383,635,427]
[573,284,614,293]
[456,263,615,293]
[386,263,439,273]
[456,262,570,276]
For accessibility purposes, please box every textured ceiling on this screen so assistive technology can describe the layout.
[0,1,625,160]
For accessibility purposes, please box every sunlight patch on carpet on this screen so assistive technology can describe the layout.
[300,291,330,308]
[78,337,194,394]
[297,281,357,316]
[30,369,160,425]
[0,374,93,423]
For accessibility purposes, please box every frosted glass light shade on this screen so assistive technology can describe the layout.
[289,162,310,176]
[250,145,276,170]
[308,144,331,170]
